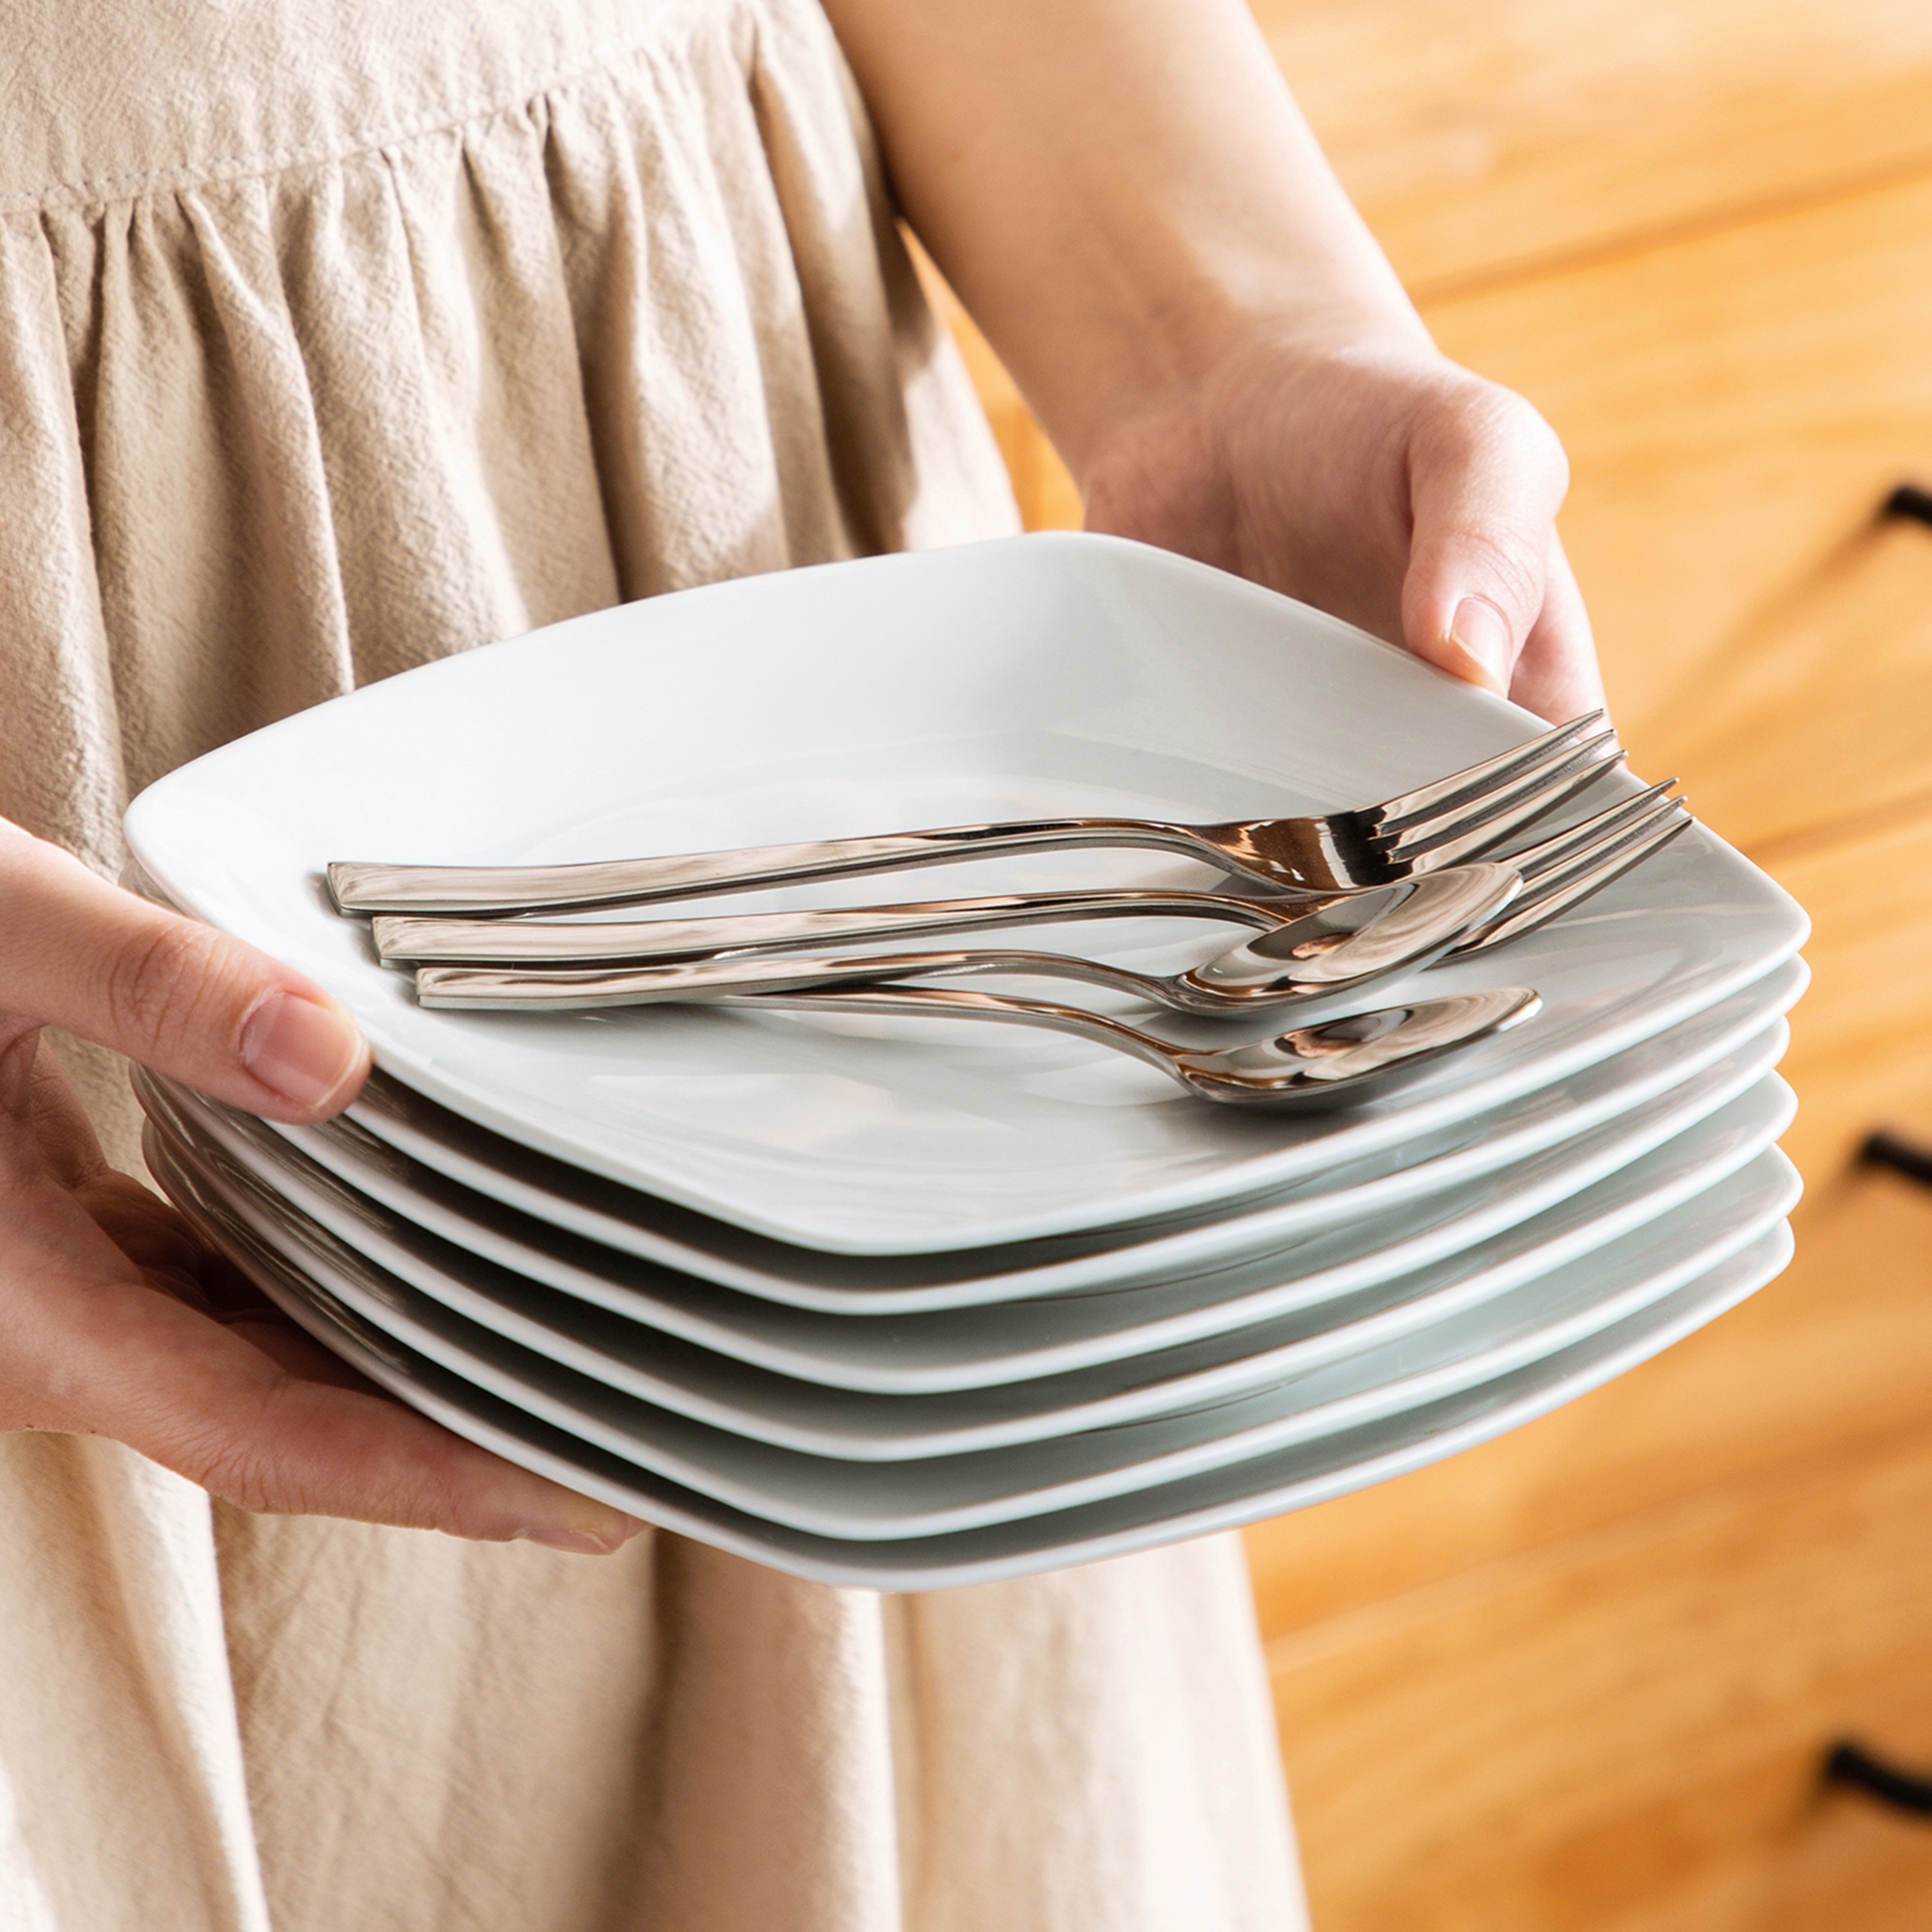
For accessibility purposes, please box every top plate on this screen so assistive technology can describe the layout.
[124,535,1807,1251]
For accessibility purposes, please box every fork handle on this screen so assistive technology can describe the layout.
[370,887,1318,966]
[328,817,1213,916]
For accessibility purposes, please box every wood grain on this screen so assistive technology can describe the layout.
[1254,0,1932,296]
[1421,166,1932,806]
[1269,1421,1932,1929]
[1770,810,1932,1179]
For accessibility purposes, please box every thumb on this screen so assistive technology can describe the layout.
[1398,384,1571,697]
[0,822,368,1123]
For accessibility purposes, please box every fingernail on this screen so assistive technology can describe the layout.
[518,1517,646,1555]
[1444,597,1514,695]
[240,989,367,1110]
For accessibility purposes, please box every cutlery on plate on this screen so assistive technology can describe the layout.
[1448,790,1692,955]
[327,712,1618,913]
[411,862,1519,1017]
[412,795,1686,1018]
[375,781,1683,971]
[415,981,1541,1110]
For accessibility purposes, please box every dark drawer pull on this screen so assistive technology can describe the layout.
[1824,1741,1932,1815]
[1861,1131,1932,1189]
[1883,482,1932,527]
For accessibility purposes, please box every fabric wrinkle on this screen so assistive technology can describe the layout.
[0,1,1302,1926]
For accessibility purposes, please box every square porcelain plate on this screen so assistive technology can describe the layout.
[124,535,1808,1251]
[149,1121,1797,1537]
[288,961,1804,1310]
[147,1072,1794,1459]
[151,1122,1795,1586]
[139,1023,1790,1397]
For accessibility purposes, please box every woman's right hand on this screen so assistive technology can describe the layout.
[0,819,644,1553]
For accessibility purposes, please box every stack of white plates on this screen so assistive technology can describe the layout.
[125,535,1808,1589]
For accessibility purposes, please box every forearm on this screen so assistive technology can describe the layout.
[822,0,1426,475]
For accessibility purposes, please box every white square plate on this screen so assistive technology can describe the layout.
[151,1121,1794,1584]
[148,1072,1792,1458]
[125,535,1808,1249]
[140,1020,1789,1397]
[281,960,1803,1308]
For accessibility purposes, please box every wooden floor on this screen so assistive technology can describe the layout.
[928,4,1932,1924]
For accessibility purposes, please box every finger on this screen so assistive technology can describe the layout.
[1506,536,1611,725]
[0,822,369,1122]
[216,1308,424,1392]
[25,1031,111,1188]
[70,1163,218,1290]
[0,1198,645,1552]
[1398,384,1571,697]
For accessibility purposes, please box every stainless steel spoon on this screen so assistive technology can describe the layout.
[412,862,1519,1018]
[466,982,1543,1111]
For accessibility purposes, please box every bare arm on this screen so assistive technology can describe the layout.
[824,0,1603,721]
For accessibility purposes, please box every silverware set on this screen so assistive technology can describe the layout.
[328,713,1691,1108]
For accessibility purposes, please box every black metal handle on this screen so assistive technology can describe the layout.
[1861,1131,1932,1189]
[1883,483,1932,527]
[1824,1741,1932,1815]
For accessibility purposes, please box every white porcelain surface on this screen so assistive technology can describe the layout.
[295,958,1803,1307]
[151,1073,1794,1461]
[124,535,1808,1250]
[153,1142,1795,1585]
[147,1020,1790,1396]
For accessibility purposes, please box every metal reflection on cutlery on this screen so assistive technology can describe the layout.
[372,783,1683,972]
[328,713,1618,913]
[412,862,1519,1017]
[413,982,1544,1110]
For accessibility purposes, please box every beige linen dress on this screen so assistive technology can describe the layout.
[0,3,1307,1926]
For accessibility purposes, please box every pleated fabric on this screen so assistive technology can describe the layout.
[0,2,1308,1926]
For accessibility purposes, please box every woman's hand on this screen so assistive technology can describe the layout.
[0,821,642,1553]
[826,0,1607,721]
[1081,334,1605,723]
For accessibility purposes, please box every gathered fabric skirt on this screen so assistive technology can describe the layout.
[0,1,1307,1924]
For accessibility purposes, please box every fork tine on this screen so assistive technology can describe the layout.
[1450,807,1694,954]
[1381,728,1621,855]
[1497,800,1689,923]
[1374,712,1607,828]
[1383,732,1627,867]
[1501,779,1683,885]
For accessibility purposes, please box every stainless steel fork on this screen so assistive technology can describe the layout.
[378,780,1683,972]
[328,712,1619,913]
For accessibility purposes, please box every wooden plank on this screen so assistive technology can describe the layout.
[1770,810,1932,1179]
[1421,167,1932,829]
[1267,1423,1932,1930]
[1254,0,1932,296]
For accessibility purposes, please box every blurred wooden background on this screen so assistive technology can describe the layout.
[925,5,1932,1924]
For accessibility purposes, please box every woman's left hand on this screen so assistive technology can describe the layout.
[1081,334,1606,725]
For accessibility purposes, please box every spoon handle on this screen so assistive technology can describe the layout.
[413,948,1164,1011]
[645,982,1200,1084]
[332,817,1215,916]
